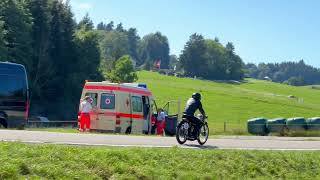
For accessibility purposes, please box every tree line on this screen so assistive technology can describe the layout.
[246,60,320,86]
[0,0,248,119]
[0,0,102,119]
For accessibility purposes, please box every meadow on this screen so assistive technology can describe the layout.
[137,71,320,134]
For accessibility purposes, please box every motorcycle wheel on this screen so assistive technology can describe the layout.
[197,123,209,145]
[176,121,188,144]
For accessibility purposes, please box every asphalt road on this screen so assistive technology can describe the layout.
[1,129,320,150]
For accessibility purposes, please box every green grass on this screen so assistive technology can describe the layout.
[1,142,320,179]
[137,71,320,135]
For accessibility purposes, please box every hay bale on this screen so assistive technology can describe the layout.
[247,118,267,135]
[307,117,320,131]
[267,118,287,134]
[286,117,307,131]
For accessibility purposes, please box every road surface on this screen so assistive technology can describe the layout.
[1,129,320,150]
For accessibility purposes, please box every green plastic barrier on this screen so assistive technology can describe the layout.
[267,118,287,133]
[286,117,307,132]
[307,117,320,131]
[247,118,267,135]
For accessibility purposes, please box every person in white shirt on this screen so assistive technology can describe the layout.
[79,96,92,132]
[157,108,167,135]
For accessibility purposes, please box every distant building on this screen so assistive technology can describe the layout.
[263,76,272,81]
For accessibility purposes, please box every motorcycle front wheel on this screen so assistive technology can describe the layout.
[176,121,188,144]
[197,123,209,145]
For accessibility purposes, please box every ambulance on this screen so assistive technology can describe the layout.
[79,81,164,134]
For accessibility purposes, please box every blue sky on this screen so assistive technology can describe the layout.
[70,0,320,67]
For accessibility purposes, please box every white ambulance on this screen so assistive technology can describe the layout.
[79,81,160,134]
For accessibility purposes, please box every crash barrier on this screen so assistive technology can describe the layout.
[267,118,287,134]
[247,118,268,135]
[247,117,320,135]
[286,117,307,131]
[307,117,320,131]
[27,121,78,128]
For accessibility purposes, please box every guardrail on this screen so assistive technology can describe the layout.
[27,121,78,128]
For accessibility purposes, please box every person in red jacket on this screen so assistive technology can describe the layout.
[79,96,92,132]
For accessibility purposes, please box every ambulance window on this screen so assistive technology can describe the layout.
[132,96,142,112]
[100,93,115,109]
[85,92,97,107]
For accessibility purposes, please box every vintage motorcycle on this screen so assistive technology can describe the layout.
[176,114,209,145]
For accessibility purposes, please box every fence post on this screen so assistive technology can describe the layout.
[224,122,226,132]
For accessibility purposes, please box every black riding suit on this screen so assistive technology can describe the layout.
[183,98,206,136]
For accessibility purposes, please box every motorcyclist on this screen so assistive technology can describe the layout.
[183,92,206,137]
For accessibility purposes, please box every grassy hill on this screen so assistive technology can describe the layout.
[137,71,320,134]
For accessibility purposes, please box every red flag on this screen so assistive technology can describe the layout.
[156,59,161,69]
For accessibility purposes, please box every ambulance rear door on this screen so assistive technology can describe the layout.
[130,94,144,134]
[98,92,116,132]
[116,91,132,133]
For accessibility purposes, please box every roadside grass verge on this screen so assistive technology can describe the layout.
[1,142,320,179]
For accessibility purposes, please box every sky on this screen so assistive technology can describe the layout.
[70,0,320,67]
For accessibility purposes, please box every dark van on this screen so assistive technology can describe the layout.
[0,62,29,128]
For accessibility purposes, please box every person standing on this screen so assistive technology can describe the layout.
[156,108,166,135]
[79,96,92,132]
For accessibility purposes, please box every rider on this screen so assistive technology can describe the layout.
[183,92,206,137]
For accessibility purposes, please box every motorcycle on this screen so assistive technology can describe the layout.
[176,114,209,145]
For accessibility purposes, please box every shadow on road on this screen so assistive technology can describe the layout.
[182,144,218,149]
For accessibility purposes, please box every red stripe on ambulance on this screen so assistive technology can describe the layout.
[84,85,152,96]
[97,112,143,119]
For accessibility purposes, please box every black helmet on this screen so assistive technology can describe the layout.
[192,92,201,100]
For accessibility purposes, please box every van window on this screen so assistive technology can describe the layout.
[100,93,115,109]
[132,96,142,112]
[85,92,97,107]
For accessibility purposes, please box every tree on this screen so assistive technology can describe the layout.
[0,19,7,60]
[127,28,140,63]
[107,55,138,83]
[26,0,54,101]
[139,32,170,69]
[105,21,114,31]
[116,23,124,32]
[77,13,94,30]
[75,27,103,81]
[285,76,305,86]
[205,39,228,79]
[0,0,33,67]
[97,22,106,30]
[100,31,130,72]
[246,60,320,86]
[179,33,207,77]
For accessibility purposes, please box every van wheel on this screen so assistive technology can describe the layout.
[0,119,8,128]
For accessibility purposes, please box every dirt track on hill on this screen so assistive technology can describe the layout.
[1,130,320,150]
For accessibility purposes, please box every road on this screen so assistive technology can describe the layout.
[1,129,320,150]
